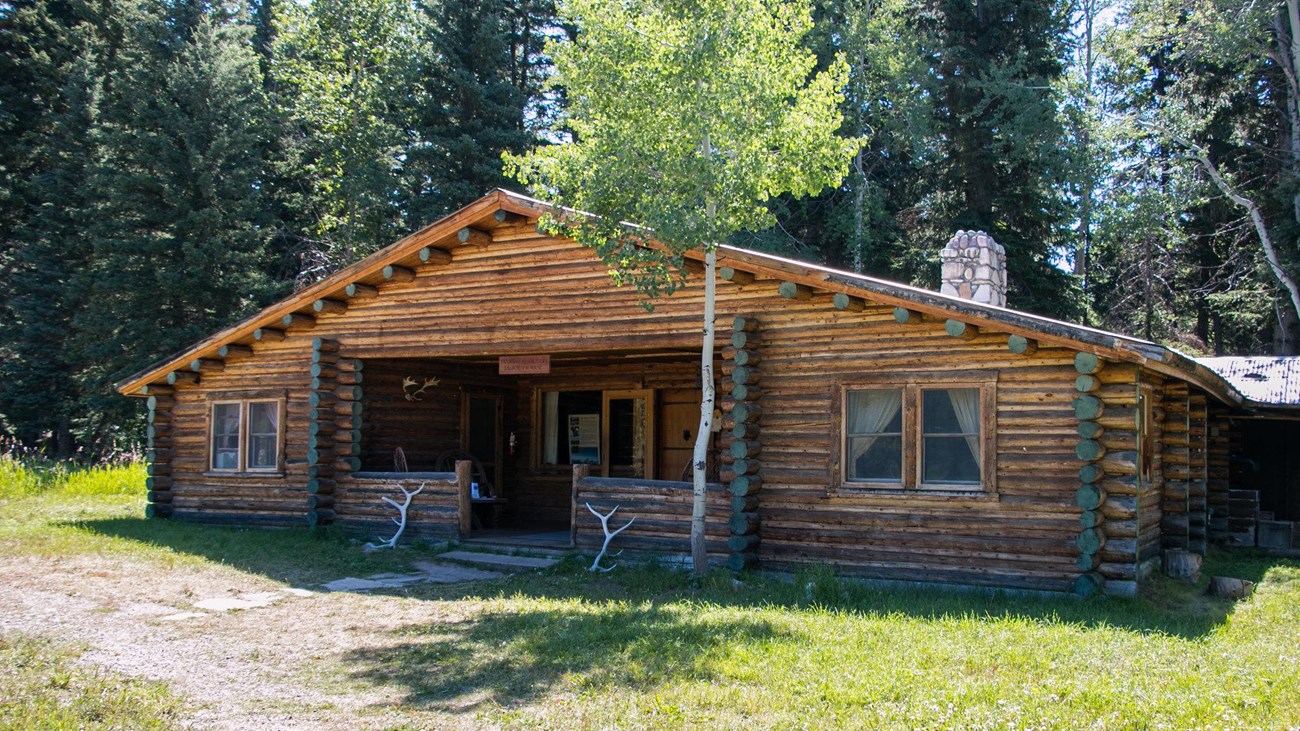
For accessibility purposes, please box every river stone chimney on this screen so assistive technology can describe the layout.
[940,230,1006,308]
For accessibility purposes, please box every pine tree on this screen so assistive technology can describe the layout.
[73,0,283,448]
[914,0,1079,318]
[0,0,119,454]
[271,0,419,277]
[400,0,553,226]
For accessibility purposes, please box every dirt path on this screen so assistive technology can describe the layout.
[0,552,491,730]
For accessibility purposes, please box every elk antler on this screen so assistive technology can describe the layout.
[585,502,635,572]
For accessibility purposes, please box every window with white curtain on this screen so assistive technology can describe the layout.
[209,399,283,472]
[842,380,992,492]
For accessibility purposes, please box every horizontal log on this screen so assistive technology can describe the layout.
[139,383,175,396]
[1075,374,1100,393]
[731,495,759,513]
[726,552,758,572]
[253,327,285,342]
[1077,527,1105,554]
[1077,552,1101,571]
[314,298,347,315]
[1007,335,1038,355]
[306,494,335,510]
[731,458,760,475]
[218,344,253,359]
[1075,352,1104,375]
[1073,395,1104,421]
[282,312,315,329]
[729,477,763,499]
[145,504,174,519]
[306,464,334,479]
[731,422,760,440]
[1075,439,1105,462]
[145,476,173,490]
[419,246,453,264]
[732,365,759,386]
[1080,509,1102,528]
[457,227,490,247]
[729,440,761,459]
[944,319,978,340]
[1076,483,1105,510]
[1078,463,1104,483]
[778,281,813,300]
[1073,572,1104,597]
[729,511,760,535]
[731,402,762,424]
[310,350,338,365]
[730,330,760,349]
[893,307,921,325]
[1076,421,1104,439]
[306,478,335,494]
[345,282,378,299]
[719,267,756,285]
[728,533,761,551]
[833,293,865,311]
[731,384,761,401]
[732,315,760,332]
[383,264,415,282]
[306,509,336,527]
[166,371,199,386]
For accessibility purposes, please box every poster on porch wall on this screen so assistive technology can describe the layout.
[569,414,600,465]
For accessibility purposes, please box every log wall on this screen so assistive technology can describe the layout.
[161,336,313,526]
[337,471,467,538]
[572,468,730,558]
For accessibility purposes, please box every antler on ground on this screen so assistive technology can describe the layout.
[585,502,635,572]
[366,481,426,549]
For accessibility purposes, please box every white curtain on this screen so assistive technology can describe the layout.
[848,389,903,463]
[542,391,559,464]
[946,388,981,463]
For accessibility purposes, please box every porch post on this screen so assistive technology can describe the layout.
[456,459,473,538]
[571,463,590,548]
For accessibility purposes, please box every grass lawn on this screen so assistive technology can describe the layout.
[1,455,1298,729]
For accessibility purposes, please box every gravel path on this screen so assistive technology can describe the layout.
[0,552,493,730]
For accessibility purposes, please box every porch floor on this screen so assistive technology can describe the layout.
[463,527,571,550]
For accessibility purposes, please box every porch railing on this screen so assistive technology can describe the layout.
[571,464,730,560]
[338,461,472,538]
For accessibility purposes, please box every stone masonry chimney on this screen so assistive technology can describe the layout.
[939,230,1006,308]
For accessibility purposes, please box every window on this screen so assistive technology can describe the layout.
[536,388,655,478]
[841,378,993,492]
[209,399,283,472]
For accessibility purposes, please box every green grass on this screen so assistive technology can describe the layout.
[2,456,1299,729]
[0,634,183,730]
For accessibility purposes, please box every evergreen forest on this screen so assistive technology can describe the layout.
[2,0,1297,457]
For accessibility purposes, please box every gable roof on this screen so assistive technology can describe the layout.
[117,189,1253,408]
[1198,357,1300,407]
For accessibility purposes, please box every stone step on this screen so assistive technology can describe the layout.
[437,550,559,570]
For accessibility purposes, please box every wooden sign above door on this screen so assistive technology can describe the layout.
[499,354,551,375]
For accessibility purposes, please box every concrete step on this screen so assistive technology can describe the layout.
[437,549,559,571]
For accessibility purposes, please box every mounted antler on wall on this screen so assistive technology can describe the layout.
[402,376,440,401]
[585,502,635,572]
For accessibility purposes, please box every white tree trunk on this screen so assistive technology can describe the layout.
[691,246,717,577]
[1192,146,1300,327]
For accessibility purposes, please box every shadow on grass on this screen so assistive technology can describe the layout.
[68,515,443,586]
[340,596,783,710]
[73,515,1299,644]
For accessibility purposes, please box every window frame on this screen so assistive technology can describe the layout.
[835,372,997,495]
[207,396,285,475]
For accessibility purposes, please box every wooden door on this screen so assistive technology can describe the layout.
[657,388,699,482]
[461,391,503,495]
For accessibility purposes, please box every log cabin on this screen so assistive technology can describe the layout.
[117,189,1300,596]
